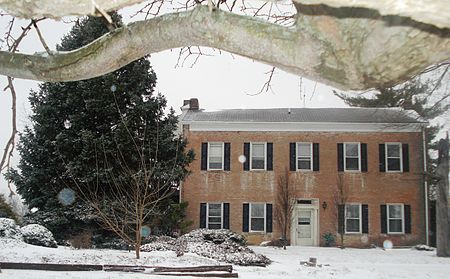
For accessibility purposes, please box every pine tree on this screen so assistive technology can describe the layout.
[7,14,193,243]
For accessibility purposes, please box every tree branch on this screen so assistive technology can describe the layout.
[0,6,448,90]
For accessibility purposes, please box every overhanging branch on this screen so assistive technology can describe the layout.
[0,6,448,90]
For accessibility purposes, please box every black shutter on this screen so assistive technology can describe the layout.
[362,204,369,234]
[402,144,409,172]
[200,203,207,228]
[290,143,296,171]
[267,143,273,171]
[380,205,387,233]
[223,203,230,229]
[243,143,250,171]
[361,143,368,172]
[242,203,249,232]
[266,204,273,233]
[201,143,208,171]
[224,143,231,171]
[404,204,411,234]
[313,143,320,171]
[379,144,386,172]
[337,143,344,171]
[338,204,345,234]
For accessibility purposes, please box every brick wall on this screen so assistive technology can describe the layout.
[181,129,425,247]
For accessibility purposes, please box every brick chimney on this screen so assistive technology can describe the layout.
[181,98,199,111]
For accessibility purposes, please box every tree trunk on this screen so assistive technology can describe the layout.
[436,135,449,257]
[135,227,141,259]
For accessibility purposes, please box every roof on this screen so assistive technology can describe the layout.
[182,107,426,124]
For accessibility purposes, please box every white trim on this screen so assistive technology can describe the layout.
[250,142,267,171]
[184,121,425,132]
[387,203,405,234]
[249,203,266,233]
[345,203,362,234]
[207,142,224,171]
[344,142,361,172]
[385,142,403,173]
[206,203,223,229]
[296,142,313,171]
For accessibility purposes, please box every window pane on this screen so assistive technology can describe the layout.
[345,158,359,170]
[209,144,223,157]
[389,205,402,218]
[208,217,221,223]
[251,204,264,218]
[346,219,360,232]
[345,144,359,156]
[346,205,360,218]
[252,159,265,169]
[252,144,265,157]
[298,160,311,170]
[209,204,221,216]
[208,223,222,229]
[387,158,401,171]
[251,218,264,231]
[389,220,403,233]
[387,144,400,157]
[298,143,311,157]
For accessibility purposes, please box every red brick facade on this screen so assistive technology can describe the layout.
[180,106,427,247]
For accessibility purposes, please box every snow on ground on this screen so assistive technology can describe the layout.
[1,239,449,279]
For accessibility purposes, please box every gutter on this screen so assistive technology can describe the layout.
[422,127,429,246]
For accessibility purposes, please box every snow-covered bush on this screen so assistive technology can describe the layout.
[0,218,22,240]
[21,224,57,248]
[141,229,271,266]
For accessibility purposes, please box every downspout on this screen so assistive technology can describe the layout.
[422,126,429,246]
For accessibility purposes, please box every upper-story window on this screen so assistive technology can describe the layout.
[386,143,402,172]
[251,143,266,170]
[208,142,224,170]
[344,143,360,171]
[297,143,312,170]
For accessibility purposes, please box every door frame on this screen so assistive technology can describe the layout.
[291,198,320,246]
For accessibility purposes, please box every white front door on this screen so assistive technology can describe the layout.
[294,207,318,246]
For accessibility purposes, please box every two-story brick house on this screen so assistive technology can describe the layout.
[179,98,428,247]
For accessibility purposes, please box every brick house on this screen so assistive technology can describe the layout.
[179,98,428,247]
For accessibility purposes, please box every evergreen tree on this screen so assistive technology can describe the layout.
[7,14,193,242]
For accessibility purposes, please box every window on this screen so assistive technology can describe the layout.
[386,143,402,172]
[345,204,361,233]
[207,203,222,229]
[251,143,266,170]
[297,143,312,170]
[387,204,404,234]
[250,203,265,232]
[344,143,360,171]
[208,143,224,170]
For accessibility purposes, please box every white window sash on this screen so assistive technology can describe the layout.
[207,142,224,170]
[250,142,267,171]
[296,142,313,171]
[249,203,266,232]
[206,203,223,229]
[344,142,361,172]
[345,203,362,234]
[387,203,404,234]
[385,143,403,172]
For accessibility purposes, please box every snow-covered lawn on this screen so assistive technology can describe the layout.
[1,239,449,279]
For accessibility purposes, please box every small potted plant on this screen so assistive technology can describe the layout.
[322,232,335,247]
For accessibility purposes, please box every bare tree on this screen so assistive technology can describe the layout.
[333,173,348,247]
[275,168,295,248]
[436,135,449,257]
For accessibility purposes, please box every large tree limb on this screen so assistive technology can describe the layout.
[1,0,449,29]
[0,6,448,90]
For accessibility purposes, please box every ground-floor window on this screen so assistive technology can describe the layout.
[345,204,361,233]
[207,203,223,229]
[387,204,404,234]
[250,203,265,232]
